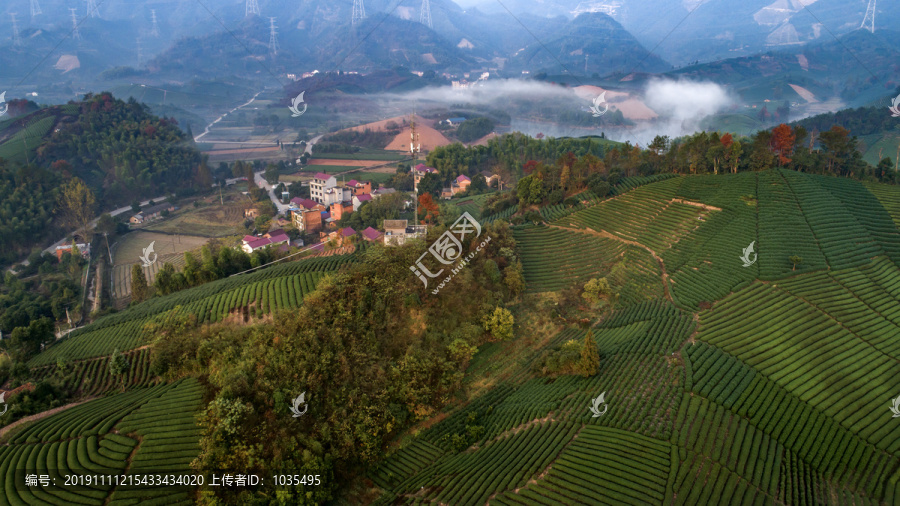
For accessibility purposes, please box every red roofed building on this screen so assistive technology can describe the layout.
[352,193,372,211]
[361,226,382,242]
[346,179,372,197]
[442,174,472,199]
[242,233,289,253]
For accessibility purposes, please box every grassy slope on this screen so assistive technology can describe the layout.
[370,170,900,505]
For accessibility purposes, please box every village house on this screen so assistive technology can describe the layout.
[290,197,326,234]
[361,226,382,242]
[383,219,427,246]
[130,203,177,224]
[372,187,397,198]
[320,226,356,247]
[330,201,353,221]
[480,170,502,189]
[440,117,467,126]
[345,179,372,197]
[441,175,471,199]
[241,230,289,253]
[413,164,438,192]
[352,193,372,211]
[310,173,337,204]
[55,243,91,261]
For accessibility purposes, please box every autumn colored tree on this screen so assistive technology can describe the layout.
[195,158,213,187]
[771,124,796,166]
[418,193,440,225]
[57,177,96,240]
[720,133,733,149]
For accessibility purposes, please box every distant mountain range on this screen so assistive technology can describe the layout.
[464,0,900,65]
[0,0,671,93]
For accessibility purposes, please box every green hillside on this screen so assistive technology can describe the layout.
[5,169,900,504]
[27,251,360,367]
[367,170,900,505]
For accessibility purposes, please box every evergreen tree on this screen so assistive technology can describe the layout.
[577,330,600,377]
[131,264,150,302]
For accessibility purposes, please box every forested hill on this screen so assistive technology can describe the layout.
[0,92,202,205]
[0,92,204,263]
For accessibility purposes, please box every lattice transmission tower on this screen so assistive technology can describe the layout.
[150,10,159,37]
[419,0,432,29]
[246,0,260,17]
[69,8,80,39]
[86,0,98,18]
[30,0,42,18]
[268,17,279,56]
[861,0,875,33]
[351,0,366,26]
[10,13,21,46]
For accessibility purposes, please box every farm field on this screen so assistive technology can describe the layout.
[110,231,210,300]
[299,164,365,174]
[143,199,249,237]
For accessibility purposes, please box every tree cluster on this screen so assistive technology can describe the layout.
[148,220,522,503]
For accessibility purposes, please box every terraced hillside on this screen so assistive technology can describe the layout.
[29,251,362,367]
[370,170,900,504]
[0,379,203,505]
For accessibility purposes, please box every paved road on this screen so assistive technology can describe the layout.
[39,195,170,257]
[194,91,262,142]
[254,134,323,216]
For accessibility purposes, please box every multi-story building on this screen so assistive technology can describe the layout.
[310,173,337,204]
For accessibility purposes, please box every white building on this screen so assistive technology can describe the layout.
[310,172,337,204]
